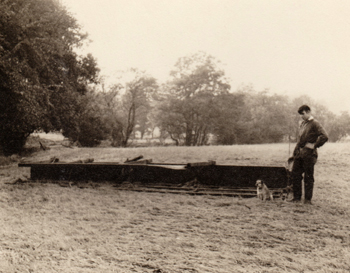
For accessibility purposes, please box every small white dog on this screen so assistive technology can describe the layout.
[255,179,274,201]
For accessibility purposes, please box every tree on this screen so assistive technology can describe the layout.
[327,111,350,142]
[157,93,188,146]
[211,92,247,145]
[0,0,99,154]
[158,52,231,146]
[99,69,157,147]
[60,88,109,147]
[242,91,291,143]
[136,102,153,139]
[119,70,157,146]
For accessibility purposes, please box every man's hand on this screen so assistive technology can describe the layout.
[305,142,315,149]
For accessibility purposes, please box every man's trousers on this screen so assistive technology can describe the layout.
[291,154,317,201]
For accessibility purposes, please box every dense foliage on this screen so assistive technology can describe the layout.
[0,0,99,154]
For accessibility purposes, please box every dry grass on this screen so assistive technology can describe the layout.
[1,143,350,272]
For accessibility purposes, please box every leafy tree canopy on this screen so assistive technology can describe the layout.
[97,69,158,147]
[0,0,99,154]
[158,52,231,146]
[169,51,230,99]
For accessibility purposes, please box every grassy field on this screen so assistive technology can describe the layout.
[0,143,350,272]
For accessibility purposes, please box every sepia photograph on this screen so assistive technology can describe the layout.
[0,0,350,272]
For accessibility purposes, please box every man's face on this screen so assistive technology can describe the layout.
[300,110,311,121]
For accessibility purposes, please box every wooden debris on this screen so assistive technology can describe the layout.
[126,159,152,165]
[124,155,143,163]
[18,161,289,189]
[177,178,199,188]
[39,140,49,151]
[186,161,216,168]
[49,156,59,163]
[70,158,94,163]
[39,141,48,151]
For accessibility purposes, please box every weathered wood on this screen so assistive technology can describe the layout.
[39,141,47,151]
[116,187,258,197]
[70,158,94,163]
[49,156,59,163]
[18,161,289,189]
[126,159,152,164]
[124,155,143,163]
[186,161,216,168]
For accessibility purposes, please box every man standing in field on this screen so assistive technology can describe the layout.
[289,105,328,204]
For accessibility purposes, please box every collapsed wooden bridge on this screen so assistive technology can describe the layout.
[18,156,289,198]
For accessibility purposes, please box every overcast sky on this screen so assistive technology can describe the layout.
[62,0,350,114]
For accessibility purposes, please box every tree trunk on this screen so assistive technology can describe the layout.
[185,125,193,146]
[123,103,136,147]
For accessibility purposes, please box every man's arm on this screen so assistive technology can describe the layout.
[314,121,328,148]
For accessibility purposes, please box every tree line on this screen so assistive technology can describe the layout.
[93,54,350,147]
[1,0,349,155]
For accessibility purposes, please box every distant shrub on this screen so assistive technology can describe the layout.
[62,112,109,147]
